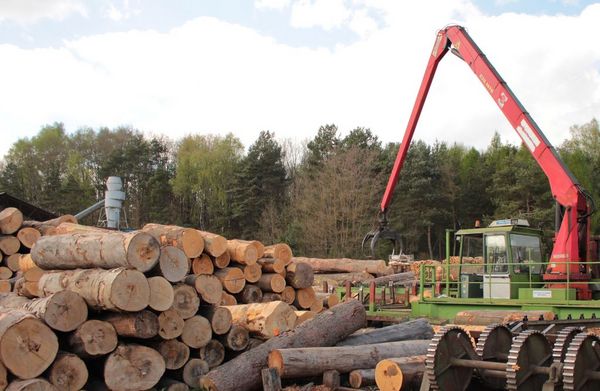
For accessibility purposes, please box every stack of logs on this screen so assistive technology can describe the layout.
[0,206,339,390]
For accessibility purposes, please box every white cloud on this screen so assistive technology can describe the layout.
[0,1,599,161]
[255,0,291,10]
[290,0,351,30]
[105,0,140,22]
[0,0,86,24]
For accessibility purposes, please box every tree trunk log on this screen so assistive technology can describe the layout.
[212,252,230,269]
[349,369,375,388]
[32,232,160,272]
[257,274,286,293]
[263,244,292,265]
[184,274,222,304]
[292,257,392,276]
[173,358,209,388]
[153,246,189,282]
[235,263,262,283]
[0,208,23,235]
[337,319,433,346]
[293,311,314,327]
[218,325,249,351]
[262,293,282,302]
[16,228,40,249]
[156,378,189,391]
[147,276,174,312]
[68,320,117,358]
[6,379,56,391]
[181,315,212,348]
[0,360,6,391]
[362,272,416,286]
[214,268,245,294]
[269,340,429,378]
[101,310,159,339]
[154,339,190,370]
[157,309,184,340]
[0,269,10,280]
[4,254,21,272]
[236,284,263,304]
[293,287,316,309]
[280,287,295,305]
[312,272,375,287]
[201,306,232,335]
[226,240,258,265]
[21,220,56,236]
[309,297,323,313]
[261,368,282,391]
[47,352,88,391]
[104,344,165,391]
[315,292,339,309]
[38,268,149,312]
[170,283,200,319]
[17,254,34,272]
[39,214,77,227]
[375,355,426,391]
[225,301,296,339]
[257,258,285,274]
[285,263,314,289]
[0,291,87,332]
[0,236,20,256]
[0,282,9,294]
[0,309,58,379]
[220,292,237,306]
[142,223,204,258]
[197,231,227,257]
[198,339,225,368]
[191,254,214,275]
[200,299,366,391]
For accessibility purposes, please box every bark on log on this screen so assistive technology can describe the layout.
[454,310,555,325]
[261,368,282,391]
[237,240,264,259]
[293,287,316,309]
[40,215,77,227]
[263,244,293,265]
[361,271,416,286]
[147,276,174,311]
[0,208,22,235]
[16,228,40,249]
[68,320,117,357]
[315,292,339,309]
[153,246,189,282]
[184,274,223,305]
[349,369,375,388]
[257,258,285,274]
[198,339,225,368]
[157,309,184,340]
[285,263,314,289]
[292,257,392,276]
[47,352,88,391]
[191,254,214,275]
[181,315,212,348]
[21,220,56,236]
[261,293,282,302]
[226,240,258,265]
[201,306,232,335]
[200,299,366,391]
[101,310,159,339]
[32,232,160,272]
[236,284,263,304]
[312,272,375,287]
[6,379,56,391]
[337,318,434,346]
[309,297,323,313]
[142,223,204,258]
[280,286,295,305]
[174,358,209,388]
[38,268,149,312]
[220,292,237,306]
[257,273,286,293]
[214,268,245,294]
[293,311,314,327]
[218,325,249,351]
[212,251,230,269]
[0,236,20,256]
[0,309,58,379]
[197,231,227,257]
[52,222,108,235]
[375,355,426,391]
[0,291,87,332]
[269,340,429,378]
[104,344,165,391]
[170,283,200,319]
[225,301,296,339]
[155,339,190,370]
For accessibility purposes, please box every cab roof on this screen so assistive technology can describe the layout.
[455,225,543,236]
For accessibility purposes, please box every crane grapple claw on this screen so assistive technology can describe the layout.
[362,212,402,258]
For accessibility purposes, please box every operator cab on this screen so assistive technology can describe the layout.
[455,219,544,299]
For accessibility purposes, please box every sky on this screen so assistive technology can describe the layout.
[0,0,599,158]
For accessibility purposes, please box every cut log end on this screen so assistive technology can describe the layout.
[104,344,165,391]
[158,309,185,340]
[180,359,209,388]
[181,316,212,348]
[192,254,214,275]
[41,290,88,332]
[147,276,175,312]
[156,339,190,370]
[181,228,204,258]
[157,246,190,282]
[110,269,150,312]
[48,352,88,391]
[0,208,23,235]
[198,339,225,369]
[69,320,117,357]
[124,232,161,272]
[171,284,200,319]
[5,379,57,391]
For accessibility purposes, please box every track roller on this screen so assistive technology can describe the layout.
[563,332,600,391]
[475,323,513,389]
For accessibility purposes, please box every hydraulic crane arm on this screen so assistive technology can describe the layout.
[377,25,594,285]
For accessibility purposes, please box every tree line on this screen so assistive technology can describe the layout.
[1,119,598,260]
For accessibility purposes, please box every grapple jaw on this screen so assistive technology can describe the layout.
[362,211,403,258]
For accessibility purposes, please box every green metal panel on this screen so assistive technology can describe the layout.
[518,288,576,301]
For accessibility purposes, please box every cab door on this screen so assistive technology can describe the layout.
[483,233,510,299]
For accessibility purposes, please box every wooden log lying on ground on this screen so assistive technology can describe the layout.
[237,263,262,283]
[214,268,245,294]
[5,253,21,271]
[263,244,293,265]
[157,309,184,340]
[170,283,200,319]
[155,339,190,370]
[285,263,314,289]
[16,228,40,249]
[337,318,434,346]
[181,316,212,348]
[257,258,285,274]
[220,292,237,306]
[21,220,57,236]
[39,268,150,312]
[292,257,393,276]
[199,339,225,368]
[0,362,7,390]
[294,311,315,327]
[200,299,367,391]
[142,223,204,258]
[0,309,58,379]
[257,273,286,293]
[201,306,232,335]
[349,368,375,388]
[313,272,374,287]
[174,358,209,388]
[226,240,258,265]
[236,284,263,304]
[225,301,296,339]
[197,231,227,257]
[47,352,88,391]
[315,292,339,308]
[219,325,249,351]
[454,310,555,325]
[0,236,20,255]
[268,340,429,378]
[147,276,175,311]
[361,271,416,286]
[212,252,230,269]
[68,320,118,357]
[155,378,189,391]
[0,291,87,332]
[101,310,159,339]
[104,344,165,391]
[153,246,189,282]
[0,208,23,235]
[280,286,295,305]
[31,232,160,272]
[191,254,214,275]
[6,378,56,391]
[293,287,316,309]
[375,355,426,391]
[185,274,223,304]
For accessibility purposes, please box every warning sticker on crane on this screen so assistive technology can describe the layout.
[516,119,540,152]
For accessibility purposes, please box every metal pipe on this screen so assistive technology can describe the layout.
[74,199,104,220]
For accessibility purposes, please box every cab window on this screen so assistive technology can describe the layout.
[510,234,542,274]
[485,234,508,273]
